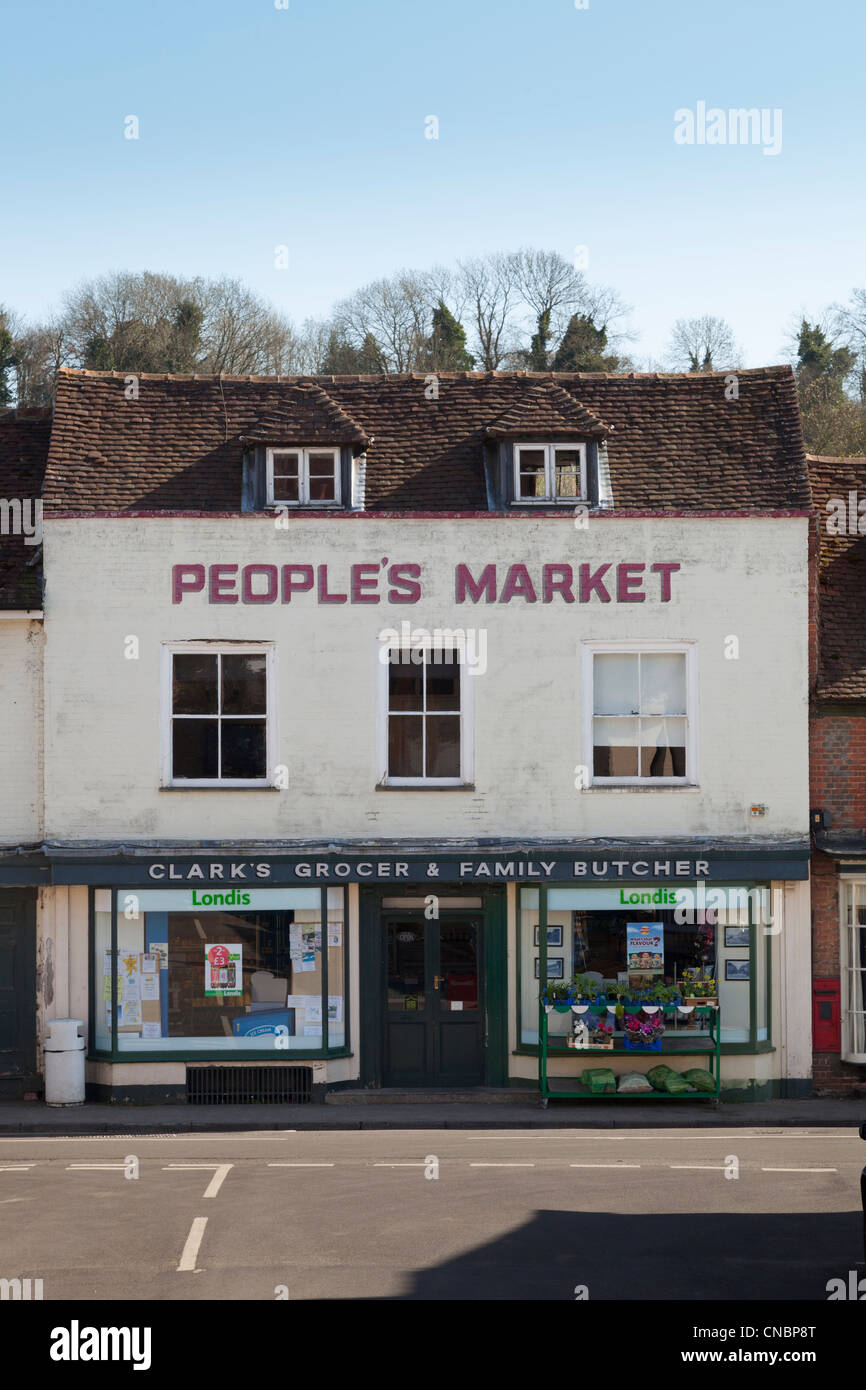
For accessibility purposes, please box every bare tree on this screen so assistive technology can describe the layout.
[457,253,521,371]
[832,288,866,400]
[333,270,433,372]
[13,320,70,405]
[666,315,740,372]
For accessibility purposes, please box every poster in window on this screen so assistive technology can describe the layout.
[626,923,664,977]
[204,943,243,996]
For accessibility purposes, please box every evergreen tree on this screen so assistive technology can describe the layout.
[552,314,620,372]
[428,300,473,370]
[0,320,15,408]
[528,309,551,371]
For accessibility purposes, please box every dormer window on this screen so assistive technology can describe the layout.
[513,442,587,504]
[266,447,341,507]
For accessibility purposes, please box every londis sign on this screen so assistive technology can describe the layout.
[171,560,682,606]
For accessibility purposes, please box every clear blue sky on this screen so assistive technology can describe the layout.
[2,0,863,365]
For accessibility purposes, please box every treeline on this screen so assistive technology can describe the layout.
[2,251,865,456]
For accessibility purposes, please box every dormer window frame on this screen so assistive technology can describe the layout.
[512,441,588,506]
[266,446,342,508]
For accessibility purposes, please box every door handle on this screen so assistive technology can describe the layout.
[433,975,441,989]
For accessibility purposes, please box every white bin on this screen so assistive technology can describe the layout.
[44,1018,85,1106]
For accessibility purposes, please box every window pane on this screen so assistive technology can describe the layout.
[222,654,267,715]
[554,449,581,498]
[640,653,686,715]
[640,717,687,777]
[389,659,423,711]
[387,921,425,1010]
[593,716,639,776]
[517,449,546,498]
[173,654,218,715]
[173,718,218,778]
[593,653,638,714]
[426,715,461,777]
[272,452,299,474]
[389,715,423,777]
[308,452,337,501]
[440,922,478,1011]
[274,475,299,501]
[221,719,267,779]
[426,652,461,711]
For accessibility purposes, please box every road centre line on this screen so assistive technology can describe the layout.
[177,1217,208,1272]
[268,1162,335,1167]
[164,1163,233,1197]
[470,1162,536,1168]
[0,1164,35,1171]
[761,1167,838,1173]
[670,1165,729,1170]
[570,1163,641,1169]
[66,1163,129,1171]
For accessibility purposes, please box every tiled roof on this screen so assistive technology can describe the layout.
[240,381,369,447]
[808,453,866,700]
[484,381,608,438]
[43,366,809,514]
[0,410,50,609]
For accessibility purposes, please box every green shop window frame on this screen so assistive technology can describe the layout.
[87,884,351,1062]
[514,882,774,1057]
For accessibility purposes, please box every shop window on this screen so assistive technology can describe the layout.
[841,881,866,1062]
[161,644,276,787]
[96,887,345,1055]
[378,644,473,786]
[513,443,587,503]
[583,644,696,785]
[266,447,341,506]
[518,886,716,1045]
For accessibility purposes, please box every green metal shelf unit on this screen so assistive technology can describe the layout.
[538,1004,722,1105]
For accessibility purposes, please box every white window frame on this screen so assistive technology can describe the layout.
[266,446,341,507]
[376,640,474,788]
[160,642,278,789]
[513,442,587,504]
[580,641,698,788]
[839,877,866,1063]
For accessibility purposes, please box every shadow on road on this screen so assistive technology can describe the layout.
[389,1209,862,1300]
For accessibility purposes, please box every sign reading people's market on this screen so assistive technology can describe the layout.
[171,560,682,605]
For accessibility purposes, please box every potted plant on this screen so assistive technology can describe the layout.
[542,978,574,1012]
[623,1012,665,1051]
[683,976,718,1009]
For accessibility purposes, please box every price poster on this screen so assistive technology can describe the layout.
[204,943,243,996]
[626,923,665,975]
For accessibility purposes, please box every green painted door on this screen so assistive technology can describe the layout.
[0,890,37,1097]
[383,913,484,1086]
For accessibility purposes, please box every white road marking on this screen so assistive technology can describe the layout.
[373,1162,428,1168]
[0,1164,35,1171]
[268,1162,335,1168]
[470,1163,536,1168]
[66,1163,128,1171]
[670,1165,728,1170]
[0,1197,33,1204]
[570,1163,641,1169]
[177,1216,208,1271]
[164,1163,233,1198]
[761,1167,838,1173]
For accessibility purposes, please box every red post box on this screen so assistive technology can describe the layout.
[813,978,841,1052]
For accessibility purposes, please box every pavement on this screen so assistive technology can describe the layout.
[0,1127,863,1300]
[0,1094,864,1133]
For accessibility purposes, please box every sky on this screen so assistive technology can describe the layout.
[1,0,864,367]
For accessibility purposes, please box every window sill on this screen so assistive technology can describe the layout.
[376,782,476,792]
[582,784,700,793]
[159,785,281,792]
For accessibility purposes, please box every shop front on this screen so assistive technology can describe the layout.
[27,843,809,1102]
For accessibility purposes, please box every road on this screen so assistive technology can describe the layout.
[0,1127,862,1300]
